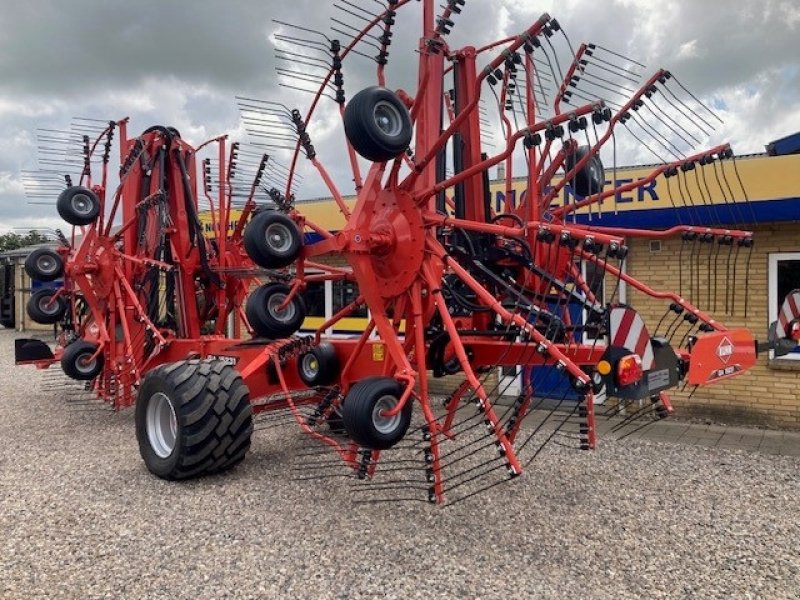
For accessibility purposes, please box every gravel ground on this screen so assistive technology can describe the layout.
[1,328,799,599]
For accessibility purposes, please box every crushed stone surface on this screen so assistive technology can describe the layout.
[1,329,799,599]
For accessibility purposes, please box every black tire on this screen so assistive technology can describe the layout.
[246,283,306,339]
[342,377,412,450]
[243,211,302,269]
[1,295,15,328]
[56,186,101,226]
[142,125,181,138]
[298,342,339,387]
[565,145,605,198]
[61,340,104,380]
[343,86,413,162]
[26,289,67,324]
[24,248,63,282]
[135,359,253,480]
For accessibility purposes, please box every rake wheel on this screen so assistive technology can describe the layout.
[24,248,63,282]
[342,377,412,450]
[61,340,104,381]
[26,289,66,325]
[56,186,101,226]
[15,0,784,505]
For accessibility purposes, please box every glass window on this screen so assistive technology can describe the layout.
[332,280,367,317]
[303,282,326,318]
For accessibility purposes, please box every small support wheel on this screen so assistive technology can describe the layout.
[343,86,413,162]
[135,359,253,480]
[246,283,306,339]
[26,289,67,324]
[61,340,104,380]
[565,145,605,198]
[243,211,302,269]
[297,342,339,387]
[342,377,412,450]
[56,186,101,226]
[24,248,64,282]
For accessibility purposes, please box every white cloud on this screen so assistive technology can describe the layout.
[0,0,798,232]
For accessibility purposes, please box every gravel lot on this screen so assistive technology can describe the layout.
[1,328,799,599]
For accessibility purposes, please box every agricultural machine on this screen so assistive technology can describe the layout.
[15,1,800,504]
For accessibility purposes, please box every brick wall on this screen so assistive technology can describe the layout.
[626,222,800,428]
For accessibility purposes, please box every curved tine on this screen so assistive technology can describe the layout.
[275,49,332,69]
[669,74,723,124]
[235,96,294,116]
[272,19,332,43]
[331,19,382,48]
[592,43,647,69]
[279,82,339,103]
[334,2,379,25]
[273,33,330,53]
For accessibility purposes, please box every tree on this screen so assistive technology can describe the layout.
[0,231,49,253]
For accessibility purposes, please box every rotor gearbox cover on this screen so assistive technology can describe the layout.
[369,189,425,298]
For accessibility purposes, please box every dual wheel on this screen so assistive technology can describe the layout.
[25,249,68,325]
[242,211,306,338]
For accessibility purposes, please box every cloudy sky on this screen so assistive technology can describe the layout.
[0,0,798,233]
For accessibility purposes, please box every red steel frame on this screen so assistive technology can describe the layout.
[19,1,764,503]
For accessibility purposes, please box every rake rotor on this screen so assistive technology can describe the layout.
[16,0,794,505]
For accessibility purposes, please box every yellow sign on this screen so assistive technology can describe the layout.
[372,343,385,362]
[199,153,800,234]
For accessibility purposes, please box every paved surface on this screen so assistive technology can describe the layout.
[598,414,800,457]
[2,328,800,599]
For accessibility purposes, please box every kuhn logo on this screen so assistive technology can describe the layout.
[716,337,734,364]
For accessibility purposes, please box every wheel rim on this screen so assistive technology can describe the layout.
[71,193,94,216]
[264,222,293,254]
[36,254,58,275]
[267,293,296,322]
[372,394,402,434]
[38,295,58,315]
[146,392,178,459]
[373,100,403,137]
[75,351,97,375]
[301,353,320,380]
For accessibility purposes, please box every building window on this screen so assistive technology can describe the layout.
[332,280,367,317]
[303,281,326,318]
[768,252,800,360]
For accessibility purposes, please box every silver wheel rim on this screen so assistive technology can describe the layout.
[71,193,94,216]
[38,295,59,315]
[373,100,403,137]
[146,392,178,459]
[372,394,401,434]
[264,222,293,254]
[267,293,296,323]
[36,254,58,275]
[301,353,319,380]
[75,351,97,375]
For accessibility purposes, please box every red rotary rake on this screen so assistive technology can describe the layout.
[16,1,800,503]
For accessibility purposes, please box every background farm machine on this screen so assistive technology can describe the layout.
[15,0,800,504]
